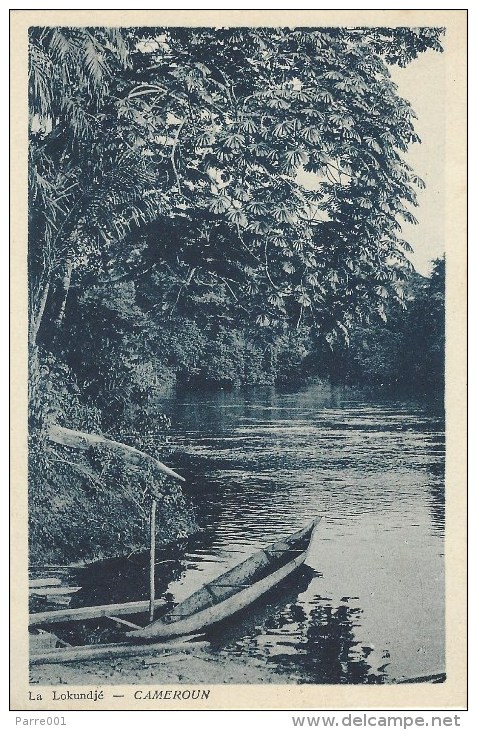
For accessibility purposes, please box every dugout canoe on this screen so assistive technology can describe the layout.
[128,516,321,641]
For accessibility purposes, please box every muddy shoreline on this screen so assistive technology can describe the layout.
[30,647,288,686]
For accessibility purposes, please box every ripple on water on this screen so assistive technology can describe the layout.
[152,388,445,683]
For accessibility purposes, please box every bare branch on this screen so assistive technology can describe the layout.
[47,425,185,483]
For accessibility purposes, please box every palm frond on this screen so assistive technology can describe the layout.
[48,29,72,64]
[82,33,109,91]
[103,28,131,68]
[28,42,53,118]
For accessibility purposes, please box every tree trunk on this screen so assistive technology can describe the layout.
[149,499,157,623]
[30,280,50,347]
[56,258,73,326]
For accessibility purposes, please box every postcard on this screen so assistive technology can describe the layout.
[10,8,467,711]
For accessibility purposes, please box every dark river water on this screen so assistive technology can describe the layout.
[150,383,445,684]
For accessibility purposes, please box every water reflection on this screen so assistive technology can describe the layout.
[292,601,387,684]
[202,567,388,684]
[32,385,445,683]
[155,384,445,682]
[428,481,445,533]
[69,550,184,607]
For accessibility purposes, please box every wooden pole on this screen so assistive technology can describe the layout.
[30,598,166,626]
[149,499,157,623]
[30,639,210,666]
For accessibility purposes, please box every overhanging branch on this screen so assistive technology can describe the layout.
[47,425,185,483]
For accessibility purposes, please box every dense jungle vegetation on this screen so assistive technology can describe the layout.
[28,26,445,563]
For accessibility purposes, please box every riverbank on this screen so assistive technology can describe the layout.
[30,646,284,685]
[28,425,197,566]
[29,643,446,687]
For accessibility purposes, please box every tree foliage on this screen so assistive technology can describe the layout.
[309,258,445,392]
[29,25,444,346]
[27,25,445,560]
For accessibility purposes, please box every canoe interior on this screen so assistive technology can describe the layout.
[160,518,318,626]
[29,518,320,647]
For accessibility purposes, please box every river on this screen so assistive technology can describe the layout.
[152,383,445,684]
[34,383,444,685]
